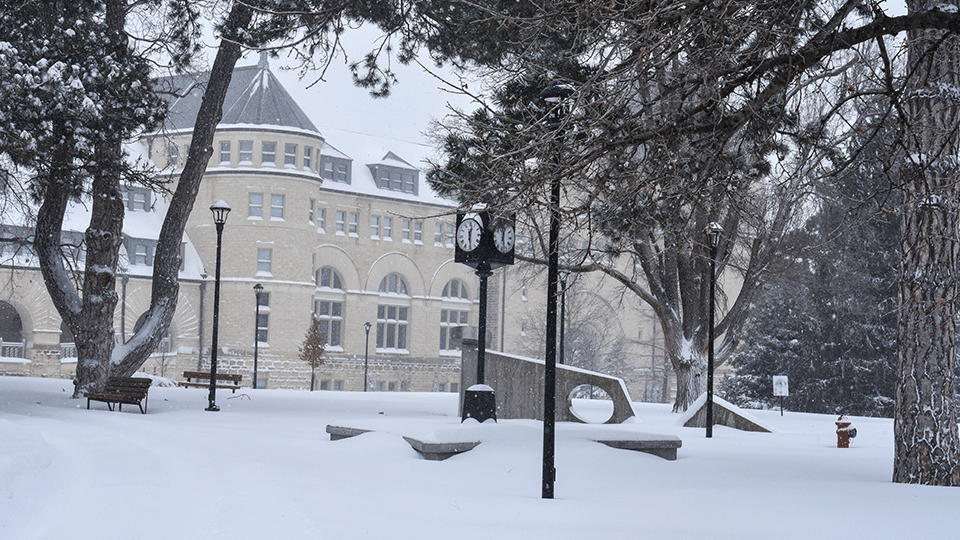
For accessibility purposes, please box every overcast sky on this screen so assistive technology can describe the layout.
[266,25,479,151]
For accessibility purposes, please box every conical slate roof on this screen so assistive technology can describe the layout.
[156,55,319,134]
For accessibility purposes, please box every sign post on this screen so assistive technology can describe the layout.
[773,375,789,416]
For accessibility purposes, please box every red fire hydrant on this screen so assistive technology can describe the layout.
[836,414,857,448]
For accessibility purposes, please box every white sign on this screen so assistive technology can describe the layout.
[773,376,789,397]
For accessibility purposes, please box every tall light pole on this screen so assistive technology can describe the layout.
[539,79,573,499]
[705,222,722,437]
[253,283,263,390]
[559,269,568,365]
[206,199,231,412]
[363,321,372,391]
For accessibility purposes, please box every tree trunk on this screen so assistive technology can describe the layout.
[110,2,253,377]
[893,0,960,486]
[672,353,706,413]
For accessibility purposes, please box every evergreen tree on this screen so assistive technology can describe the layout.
[723,102,900,418]
[299,316,327,391]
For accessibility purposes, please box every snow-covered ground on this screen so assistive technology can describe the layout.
[1,375,957,540]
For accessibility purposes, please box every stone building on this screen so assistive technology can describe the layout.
[1,56,672,400]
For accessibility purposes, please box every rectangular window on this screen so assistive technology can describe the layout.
[440,309,469,352]
[261,141,276,164]
[132,192,147,211]
[383,217,392,241]
[271,194,284,220]
[348,212,359,236]
[284,143,297,167]
[445,224,455,248]
[371,215,380,239]
[257,291,270,307]
[414,221,423,244]
[309,199,315,224]
[257,248,272,274]
[336,162,348,182]
[390,171,402,191]
[335,210,345,235]
[376,305,409,350]
[403,173,415,193]
[322,161,334,180]
[220,141,231,164]
[318,208,326,233]
[317,300,343,347]
[249,193,263,218]
[256,313,269,343]
[304,147,312,170]
[168,145,179,168]
[402,219,411,242]
[134,244,149,266]
[239,140,253,163]
[434,223,443,246]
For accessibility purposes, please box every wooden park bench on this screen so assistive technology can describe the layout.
[181,371,242,393]
[85,376,152,414]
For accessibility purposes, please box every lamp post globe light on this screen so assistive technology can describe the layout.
[538,78,573,499]
[363,321,372,392]
[705,222,722,437]
[206,199,231,412]
[253,283,264,390]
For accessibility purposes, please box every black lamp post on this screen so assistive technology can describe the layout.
[363,321,372,391]
[559,269,568,365]
[206,199,231,412]
[253,283,263,390]
[705,222,722,437]
[539,78,573,499]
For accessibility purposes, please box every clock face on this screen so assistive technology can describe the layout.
[494,223,515,253]
[456,218,482,252]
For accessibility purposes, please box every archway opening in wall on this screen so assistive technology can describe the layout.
[0,301,25,358]
[568,384,614,424]
[60,321,77,359]
[0,300,24,342]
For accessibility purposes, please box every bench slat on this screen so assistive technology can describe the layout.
[181,371,242,392]
[84,377,151,414]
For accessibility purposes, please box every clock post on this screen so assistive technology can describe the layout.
[455,210,515,423]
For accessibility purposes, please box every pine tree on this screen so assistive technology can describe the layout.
[299,316,327,391]
[722,108,900,418]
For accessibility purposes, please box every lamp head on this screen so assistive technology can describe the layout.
[705,222,723,248]
[253,283,264,295]
[210,199,231,225]
[364,321,372,332]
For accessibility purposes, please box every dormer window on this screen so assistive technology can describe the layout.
[121,187,151,212]
[367,152,418,195]
[320,155,351,184]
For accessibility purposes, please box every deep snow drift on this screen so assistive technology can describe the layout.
[1,375,957,539]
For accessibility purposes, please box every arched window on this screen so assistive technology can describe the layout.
[440,279,471,353]
[441,279,469,300]
[378,273,408,295]
[317,267,343,289]
[377,273,410,351]
[315,267,345,348]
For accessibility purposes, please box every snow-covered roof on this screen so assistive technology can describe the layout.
[156,55,319,135]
